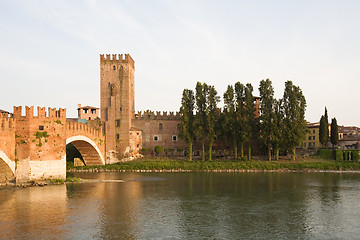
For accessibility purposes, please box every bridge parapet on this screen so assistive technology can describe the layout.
[0,114,16,179]
[66,122,102,138]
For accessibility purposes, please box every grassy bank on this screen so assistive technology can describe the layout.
[67,157,360,172]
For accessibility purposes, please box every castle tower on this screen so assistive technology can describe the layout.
[100,54,135,162]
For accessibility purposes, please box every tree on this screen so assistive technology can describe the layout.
[206,85,220,161]
[272,99,283,160]
[259,79,275,161]
[282,81,307,161]
[234,82,246,158]
[195,82,208,161]
[243,83,258,160]
[330,118,338,148]
[223,85,238,159]
[180,89,195,161]
[324,107,329,144]
[319,115,327,146]
[319,107,329,146]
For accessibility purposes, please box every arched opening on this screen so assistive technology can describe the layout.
[66,143,85,167]
[66,136,105,166]
[0,152,15,183]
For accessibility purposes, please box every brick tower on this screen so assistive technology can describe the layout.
[100,54,135,162]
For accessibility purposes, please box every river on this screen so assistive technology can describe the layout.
[1,172,360,239]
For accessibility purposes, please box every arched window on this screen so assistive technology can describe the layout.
[113,66,116,70]
[159,123,163,130]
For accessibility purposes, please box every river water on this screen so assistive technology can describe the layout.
[1,172,360,239]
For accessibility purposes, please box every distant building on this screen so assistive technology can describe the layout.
[303,122,321,149]
[77,104,99,121]
[338,126,360,149]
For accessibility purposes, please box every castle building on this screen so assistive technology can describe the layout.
[100,54,188,162]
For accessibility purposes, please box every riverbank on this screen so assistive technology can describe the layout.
[67,157,360,173]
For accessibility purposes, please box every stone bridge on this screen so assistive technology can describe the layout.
[0,106,105,183]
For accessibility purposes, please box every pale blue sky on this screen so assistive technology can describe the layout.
[1,0,359,126]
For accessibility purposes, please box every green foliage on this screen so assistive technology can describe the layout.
[66,177,82,183]
[15,134,20,139]
[154,146,163,154]
[334,149,343,161]
[281,81,307,160]
[51,179,65,184]
[54,120,62,124]
[318,149,332,160]
[259,79,275,161]
[70,158,360,172]
[330,118,339,147]
[319,114,327,146]
[180,88,195,161]
[222,85,238,159]
[352,151,360,161]
[35,131,49,139]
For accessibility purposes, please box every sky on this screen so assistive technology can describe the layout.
[0,0,359,126]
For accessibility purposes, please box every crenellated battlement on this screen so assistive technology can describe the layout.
[100,53,135,69]
[134,110,181,120]
[66,122,101,137]
[13,106,66,119]
[0,113,15,131]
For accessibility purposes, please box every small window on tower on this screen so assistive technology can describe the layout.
[172,135,177,141]
[153,135,159,141]
[113,66,116,70]
[116,120,120,127]
[39,125,44,131]
[159,123,163,130]
[116,134,120,140]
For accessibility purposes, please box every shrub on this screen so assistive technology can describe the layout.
[318,149,332,160]
[334,150,343,161]
[352,150,360,161]
[154,146,163,155]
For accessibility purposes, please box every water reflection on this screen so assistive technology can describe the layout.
[1,173,360,239]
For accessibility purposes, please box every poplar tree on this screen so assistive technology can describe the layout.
[234,82,246,158]
[272,99,283,161]
[223,85,238,159]
[259,79,275,161]
[180,89,195,161]
[206,85,220,161]
[331,118,339,148]
[195,82,208,161]
[244,83,257,160]
[282,81,307,161]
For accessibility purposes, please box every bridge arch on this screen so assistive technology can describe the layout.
[66,135,105,166]
[0,150,15,182]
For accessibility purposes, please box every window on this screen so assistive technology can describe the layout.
[113,66,116,70]
[313,142,315,147]
[172,135,177,141]
[159,123,163,130]
[304,143,306,147]
[39,125,44,130]
[313,136,315,140]
[313,130,315,134]
[308,142,312,147]
[116,134,120,140]
[137,144,140,148]
[308,136,311,140]
[153,135,159,141]
[116,120,120,127]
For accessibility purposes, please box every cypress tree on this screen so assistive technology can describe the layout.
[330,118,339,148]
[319,115,327,146]
[223,85,238,159]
